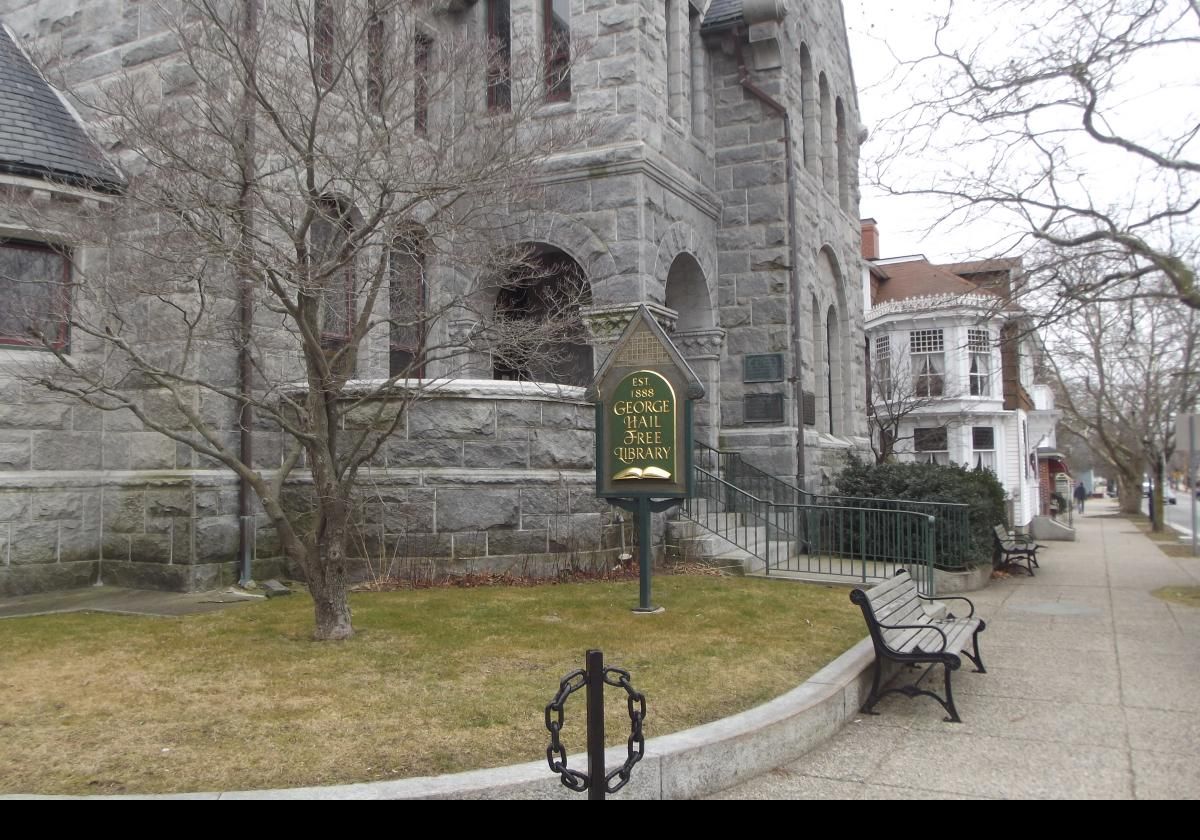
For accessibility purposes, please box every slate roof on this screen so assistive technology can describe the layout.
[0,24,123,192]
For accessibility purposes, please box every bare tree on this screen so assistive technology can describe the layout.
[7,1,591,639]
[1048,280,1200,525]
[866,0,1200,316]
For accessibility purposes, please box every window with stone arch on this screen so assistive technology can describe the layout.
[812,250,847,435]
[799,43,816,173]
[818,72,833,195]
[313,0,336,88]
[811,293,824,430]
[486,0,512,111]
[825,304,843,434]
[309,196,357,346]
[835,96,849,212]
[492,246,592,387]
[543,0,571,101]
[388,227,427,379]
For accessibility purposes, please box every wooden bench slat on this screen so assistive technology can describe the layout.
[862,572,916,604]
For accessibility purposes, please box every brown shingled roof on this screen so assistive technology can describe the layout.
[872,258,1000,303]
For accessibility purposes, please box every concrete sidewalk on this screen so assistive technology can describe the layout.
[712,499,1200,800]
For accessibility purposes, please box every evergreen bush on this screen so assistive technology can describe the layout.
[834,455,1008,568]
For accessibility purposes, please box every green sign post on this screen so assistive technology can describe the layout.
[588,306,704,612]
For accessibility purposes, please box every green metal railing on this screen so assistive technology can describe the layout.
[686,466,936,594]
[693,441,972,571]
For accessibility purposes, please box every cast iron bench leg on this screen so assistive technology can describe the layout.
[942,664,961,723]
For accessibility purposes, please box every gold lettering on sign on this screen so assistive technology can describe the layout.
[609,370,677,481]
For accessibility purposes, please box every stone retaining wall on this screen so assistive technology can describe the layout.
[0,381,635,595]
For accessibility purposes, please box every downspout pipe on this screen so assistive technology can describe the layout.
[730,27,806,491]
[236,0,258,587]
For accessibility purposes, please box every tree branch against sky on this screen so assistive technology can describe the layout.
[848,0,1199,313]
[8,1,591,640]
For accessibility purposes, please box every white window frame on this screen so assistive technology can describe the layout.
[968,328,992,397]
[873,334,892,399]
[972,426,996,473]
[914,426,949,465]
[910,329,945,398]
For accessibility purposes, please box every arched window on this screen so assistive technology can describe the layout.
[389,229,426,378]
[819,73,833,195]
[811,293,824,430]
[493,248,592,387]
[835,97,849,211]
[310,197,356,346]
[313,0,336,88]
[800,44,816,173]
[826,305,843,433]
[486,0,512,110]
[544,0,571,100]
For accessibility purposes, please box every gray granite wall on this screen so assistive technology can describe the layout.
[0,0,872,592]
[0,382,637,594]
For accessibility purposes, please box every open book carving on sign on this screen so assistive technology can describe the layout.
[613,466,672,480]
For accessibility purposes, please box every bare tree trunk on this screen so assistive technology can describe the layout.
[1118,470,1143,515]
[306,495,354,641]
[1151,458,1166,533]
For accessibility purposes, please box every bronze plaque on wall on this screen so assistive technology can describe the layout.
[745,393,784,424]
[743,353,784,383]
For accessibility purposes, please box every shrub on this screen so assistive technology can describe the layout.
[833,455,1008,568]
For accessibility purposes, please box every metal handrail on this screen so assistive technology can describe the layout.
[686,465,937,594]
[693,440,971,570]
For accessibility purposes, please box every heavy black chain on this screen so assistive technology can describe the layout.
[543,663,647,796]
[602,666,646,794]
[544,669,589,792]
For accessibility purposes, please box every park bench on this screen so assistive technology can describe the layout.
[993,524,1043,576]
[850,570,987,723]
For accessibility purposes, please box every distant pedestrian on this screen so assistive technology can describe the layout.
[1074,480,1087,514]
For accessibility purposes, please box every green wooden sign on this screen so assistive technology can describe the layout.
[589,305,704,500]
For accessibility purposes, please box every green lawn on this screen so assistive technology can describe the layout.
[0,575,864,795]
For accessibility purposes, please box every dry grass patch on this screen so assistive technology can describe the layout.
[0,575,863,796]
[1153,586,1200,608]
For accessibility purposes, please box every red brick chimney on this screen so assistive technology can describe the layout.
[861,218,879,261]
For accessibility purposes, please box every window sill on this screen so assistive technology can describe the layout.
[0,345,66,366]
[535,99,576,117]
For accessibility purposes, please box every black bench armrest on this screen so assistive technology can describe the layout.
[916,591,976,619]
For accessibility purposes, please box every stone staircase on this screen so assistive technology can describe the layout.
[667,500,795,575]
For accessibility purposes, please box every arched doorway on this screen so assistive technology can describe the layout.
[664,252,720,444]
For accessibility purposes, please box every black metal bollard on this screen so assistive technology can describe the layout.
[545,649,646,800]
[585,649,605,800]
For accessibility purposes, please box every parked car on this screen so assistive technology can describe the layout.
[1143,482,1178,504]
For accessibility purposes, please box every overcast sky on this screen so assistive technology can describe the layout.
[843,1,967,262]
[842,0,1199,268]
